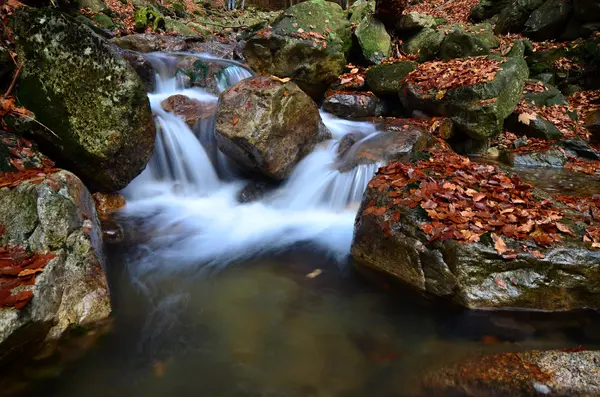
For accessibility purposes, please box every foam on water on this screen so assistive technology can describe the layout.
[121,53,385,281]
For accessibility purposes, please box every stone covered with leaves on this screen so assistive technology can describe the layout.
[351,146,600,310]
[11,7,155,191]
[243,0,351,98]
[215,76,330,180]
[0,169,110,365]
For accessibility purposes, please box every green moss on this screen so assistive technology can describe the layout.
[135,7,165,31]
[355,15,391,64]
[365,61,415,95]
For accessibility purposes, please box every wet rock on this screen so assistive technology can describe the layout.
[505,113,563,140]
[354,15,391,65]
[365,61,415,95]
[11,7,156,191]
[0,131,53,172]
[351,150,600,310]
[500,148,568,167]
[397,11,436,31]
[586,109,600,143]
[215,76,330,180]
[417,350,600,396]
[335,120,430,172]
[243,0,351,99]
[111,34,235,57]
[117,49,155,92]
[494,0,545,35]
[0,170,110,366]
[237,180,277,203]
[400,55,529,141]
[322,91,385,119]
[92,192,126,219]
[161,95,217,128]
[402,28,445,62]
[558,139,600,160]
[523,0,573,41]
[438,24,500,61]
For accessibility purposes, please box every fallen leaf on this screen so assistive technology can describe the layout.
[518,112,537,125]
[306,269,322,279]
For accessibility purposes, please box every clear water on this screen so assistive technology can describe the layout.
[7,54,600,397]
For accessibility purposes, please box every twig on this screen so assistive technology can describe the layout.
[3,63,21,99]
[18,113,61,140]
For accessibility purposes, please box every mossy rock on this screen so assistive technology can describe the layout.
[523,80,566,107]
[348,0,375,24]
[438,24,500,60]
[92,13,115,30]
[244,0,352,99]
[397,11,436,31]
[355,15,391,64]
[164,17,195,35]
[402,28,445,62]
[523,0,573,41]
[365,61,415,95]
[400,55,529,140]
[494,0,545,35]
[470,0,511,21]
[77,0,107,12]
[135,7,165,31]
[11,7,156,191]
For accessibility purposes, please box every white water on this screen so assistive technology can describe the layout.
[121,54,386,280]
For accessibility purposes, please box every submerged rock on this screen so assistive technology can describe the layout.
[400,55,528,141]
[322,91,385,118]
[0,169,110,365]
[354,15,391,65]
[11,7,155,191]
[161,94,217,128]
[243,0,351,99]
[215,76,330,180]
[351,148,600,311]
[417,350,600,396]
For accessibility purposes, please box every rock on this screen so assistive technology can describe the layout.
[237,180,277,203]
[355,15,392,65]
[77,0,107,12]
[438,24,500,60]
[117,49,155,92]
[161,95,217,128]
[402,28,445,62]
[336,120,430,172]
[215,76,330,180]
[522,80,566,107]
[243,0,351,99]
[74,15,115,39]
[574,0,600,23]
[92,192,126,219]
[322,91,385,118]
[523,0,573,41]
[494,0,545,35]
[500,148,568,167]
[348,0,375,24]
[470,0,511,21]
[351,149,600,310]
[11,7,156,191]
[365,61,415,95]
[164,17,196,35]
[111,34,234,55]
[92,13,115,30]
[505,113,563,140]
[586,109,600,143]
[417,350,600,396]
[397,12,436,31]
[0,169,110,365]
[558,139,600,160]
[400,55,529,141]
[0,131,53,172]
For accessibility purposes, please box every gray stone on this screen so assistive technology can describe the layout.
[322,91,385,118]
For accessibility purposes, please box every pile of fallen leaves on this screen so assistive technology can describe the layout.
[0,168,60,188]
[568,89,600,121]
[365,147,598,256]
[405,56,500,93]
[403,0,479,24]
[515,101,589,140]
[0,245,55,310]
[565,157,600,176]
[491,131,556,153]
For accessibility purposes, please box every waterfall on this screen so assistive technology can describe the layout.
[121,53,387,281]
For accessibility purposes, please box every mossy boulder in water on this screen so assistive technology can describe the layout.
[400,55,529,141]
[11,7,156,191]
[351,149,600,310]
[365,61,415,95]
[0,169,110,366]
[215,76,331,180]
[243,0,351,99]
[354,16,391,65]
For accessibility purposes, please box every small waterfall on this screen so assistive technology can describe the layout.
[121,53,387,280]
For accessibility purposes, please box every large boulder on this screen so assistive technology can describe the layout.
[494,0,545,35]
[351,147,600,310]
[243,0,351,99]
[438,24,500,60]
[470,0,512,22]
[417,350,600,396]
[365,61,415,95]
[397,11,436,31]
[400,55,529,141]
[348,0,375,24]
[161,94,217,128]
[11,7,155,191]
[322,91,385,118]
[354,16,392,65]
[401,28,445,62]
[215,76,331,180]
[0,169,110,365]
[523,0,573,40]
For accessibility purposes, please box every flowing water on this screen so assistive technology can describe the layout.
[12,54,600,397]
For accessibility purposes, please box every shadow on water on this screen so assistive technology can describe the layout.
[14,225,600,397]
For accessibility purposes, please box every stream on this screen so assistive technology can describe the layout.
[14,54,600,397]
